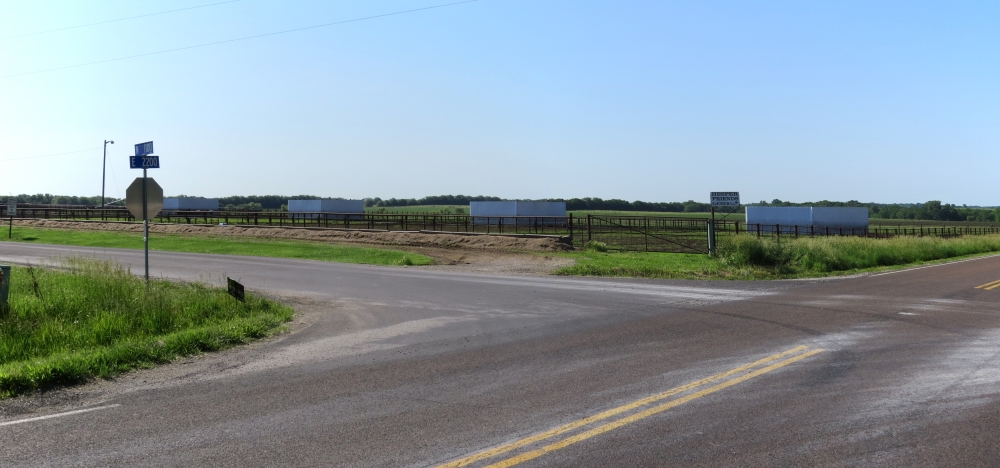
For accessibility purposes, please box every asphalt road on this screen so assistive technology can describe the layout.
[2,243,1000,467]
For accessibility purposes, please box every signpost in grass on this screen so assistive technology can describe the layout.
[709,192,741,256]
[0,265,10,308]
[227,277,245,303]
[126,141,163,283]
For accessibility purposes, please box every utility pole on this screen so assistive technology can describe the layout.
[102,139,114,216]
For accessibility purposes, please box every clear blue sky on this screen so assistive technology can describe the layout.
[1,1,997,205]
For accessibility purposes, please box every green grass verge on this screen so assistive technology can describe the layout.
[718,234,1000,276]
[3,227,432,266]
[556,235,1000,280]
[0,260,294,397]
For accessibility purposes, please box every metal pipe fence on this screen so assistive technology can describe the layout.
[732,223,1000,239]
[6,207,1000,253]
[1,208,574,236]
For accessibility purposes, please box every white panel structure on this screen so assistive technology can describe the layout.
[514,201,567,217]
[812,207,869,229]
[163,197,218,212]
[469,201,517,218]
[288,199,364,219]
[745,206,869,234]
[470,201,566,225]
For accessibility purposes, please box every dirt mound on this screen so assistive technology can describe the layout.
[15,220,575,253]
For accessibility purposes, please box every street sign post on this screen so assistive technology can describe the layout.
[135,141,154,157]
[125,178,163,219]
[129,155,160,169]
[708,192,741,256]
[126,141,162,283]
[126,177,163,283]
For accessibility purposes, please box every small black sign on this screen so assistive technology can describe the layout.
[227,277,245,303]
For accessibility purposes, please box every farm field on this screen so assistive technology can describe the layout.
[569,210,745,220]
[366,205,467,214]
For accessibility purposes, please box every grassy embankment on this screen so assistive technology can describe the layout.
[0,260,294,397]
[3,227,432,266]
[557,235,1000,280]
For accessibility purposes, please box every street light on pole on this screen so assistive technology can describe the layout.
[102,139,114,216]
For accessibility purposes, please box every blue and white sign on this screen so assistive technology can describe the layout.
[134,141,154,157]
[130,155,160,169]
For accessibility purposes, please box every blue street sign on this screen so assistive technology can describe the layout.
[134,141,154,157]
[130,155,160,169]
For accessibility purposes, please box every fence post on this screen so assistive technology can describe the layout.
[707,220,716,256]
[756,223,761,238]
[568,213,574,244]
[794,225,798,238]
[586,214,592,242]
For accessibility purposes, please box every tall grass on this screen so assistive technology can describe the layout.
[718,234,1000,273]
[0,259,293,397]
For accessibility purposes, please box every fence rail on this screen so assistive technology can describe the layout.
[5,207,1000,253]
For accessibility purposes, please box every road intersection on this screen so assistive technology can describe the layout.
[1,243,999,466]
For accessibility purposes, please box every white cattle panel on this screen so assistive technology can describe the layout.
[513,201,566,226]
[812,207,869,229]
[470,201,517,217]
[288,199,364,219]
[745,206,811,233]
[470,201,566,225]
[470,201,517,224]
[163,198,219,211]
[514,201,567,217]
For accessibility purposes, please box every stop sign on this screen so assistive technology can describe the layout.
[125,177,163,220]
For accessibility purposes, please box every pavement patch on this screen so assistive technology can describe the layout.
[437,346,824,467]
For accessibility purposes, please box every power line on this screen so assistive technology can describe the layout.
[1,0,480,79]
[0,0,243,41]
[0,148,100,162]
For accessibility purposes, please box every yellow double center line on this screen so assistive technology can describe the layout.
[975,279,1000,290]
[438,345,824,468]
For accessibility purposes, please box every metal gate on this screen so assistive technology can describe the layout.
[582,215,709,253]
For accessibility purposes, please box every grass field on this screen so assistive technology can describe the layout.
[556,235,1000,280]
[2,227,432,266]
[555,249,722,279]
[568,210,746,221]
[366,205,467,215]
[0,260,294,397]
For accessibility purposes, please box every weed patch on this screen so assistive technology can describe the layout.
[0,260,294,397]
[557,234,1000,280]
